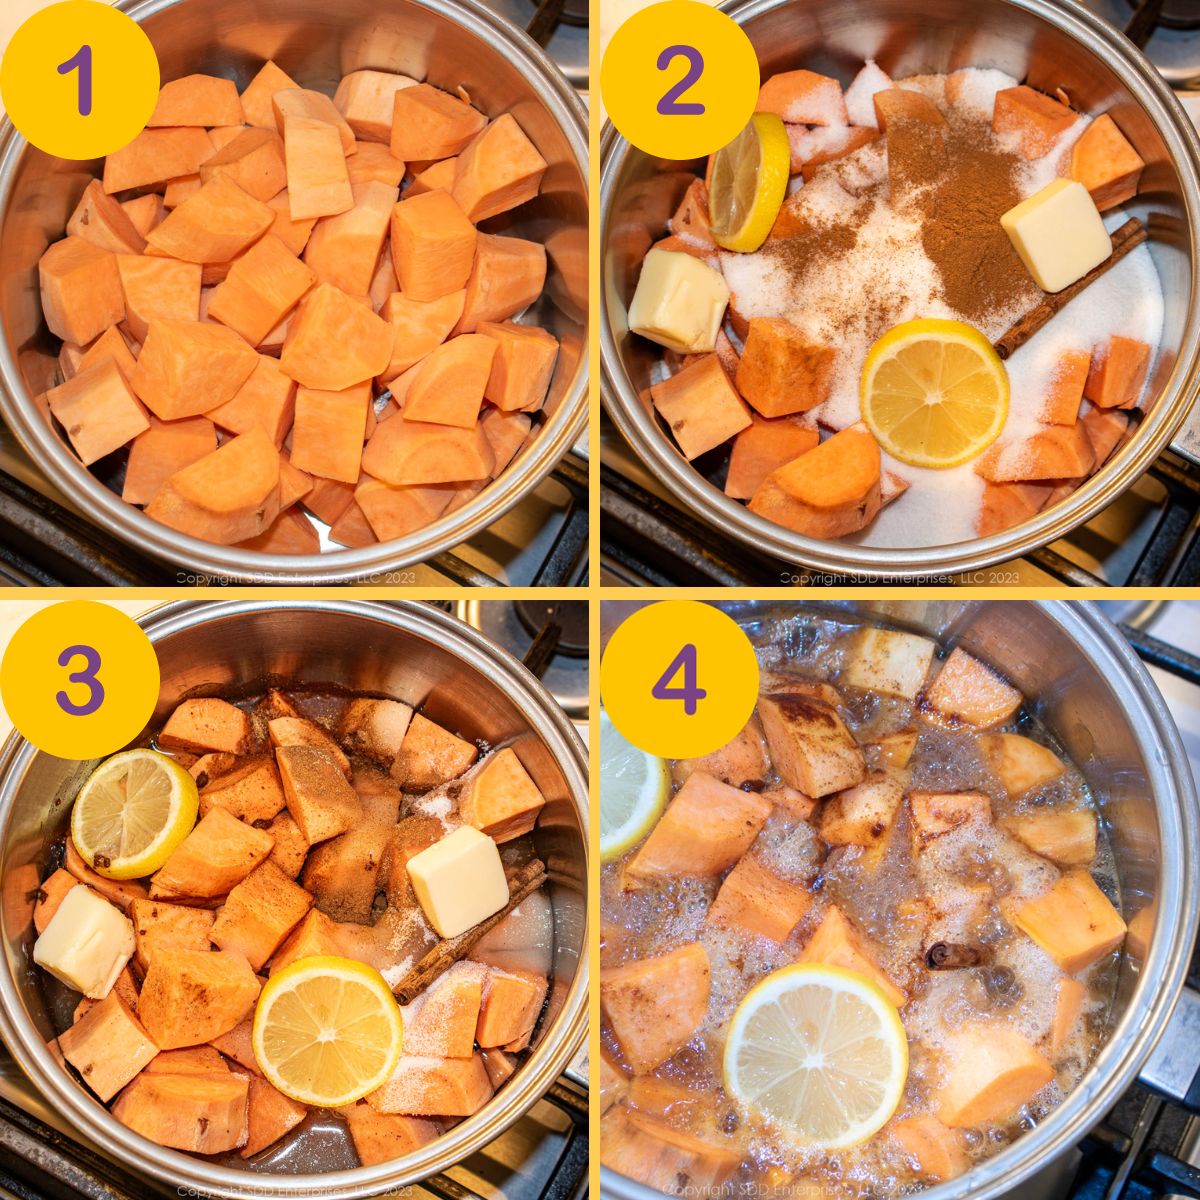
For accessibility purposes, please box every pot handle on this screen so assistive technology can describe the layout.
[1139,985,1200,1111]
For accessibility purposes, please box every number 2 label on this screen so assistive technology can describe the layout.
[652,643,707,715]
[57,644,104,716]
[57,44,93,117]
[656,45,704,116]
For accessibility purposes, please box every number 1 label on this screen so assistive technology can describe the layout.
[57,44,92,117]
[651,643,707,715]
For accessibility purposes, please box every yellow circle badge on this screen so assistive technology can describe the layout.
[601,0,760,161]
[1,2,160,161]
[1,601,160,760]
[600,600,760,760]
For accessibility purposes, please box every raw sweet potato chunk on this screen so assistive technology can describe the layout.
[403,963,485,1057]
[1071,113,1144,210]
[242,1075,308,1157]
[1040,349,1092,425]
[798,905,906,1007]
[147,174,274,263]
[992,85,1078,159]
[334,69,418,142]
[268,716,350,773]
[975,422,1095,483]
[370,1053,494,1116]
[113,1071,250,1153]
[208,355,297,446]
[757,692,866,797]
[736,318,835,417]
[600,943,711,1073]
[276,745,364,844]
[341,1102,439,1165]
[62,326,138,385]
[283,116,354,221]
[408,157,458,195]
[208,233,316,346]
[290,384,371,482]
[978,732,1066,797]
[131,318,258,420]
[462,747,546,842]
[477,321,559,412]
[39,237,125,346]
[67,180,146,255]
[391,713,479,790]
[199,127,288,202]
[130,898,215,972]
[403,334,495,427]
[211,861,313,970]
[707,854,811,943]
[121,194,165,238]
[725,415,819,500]
[149,74,243,127]
[476,968,547,1049]
[34,869,79,933]
[64,842,147,911]
[889,1117,969,1182]
[455,233,546,333]
[378,290,466,381]
[304,180,396,296]
[1002,810,1096,866]
[390,84,487,161]
[116,254,202,343]
[202,758,287,827]
[240,60,301,128]
[1084,335,1151,409]
[137,947,261,1048]
[354,479,456,541]
[977,480,1053,536]
[47,358,148,466]
[934,1022,1054,1126]
[58,990,157,1102]
[452,113,547,222]
[626,771,771,880]
[238,508,320,554]
[758,70,848,125]
[651,355,751,461]
[338,699,414,764]
[269,908,350,972]
[151,808,273,900]
[1007,869,1127,973]
[273,88,356,154]
[924,647,1022,728]
[361,415,494,485]
[279,283,394,390]
[160,698,251,754]
[348,142,407,187]
[103,127,214,193]
[390,190,477,302]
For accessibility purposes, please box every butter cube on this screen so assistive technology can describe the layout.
[627,246,730,354]
[408,826,509,939]
[33,885,135,998]
[1000,178,1112,293]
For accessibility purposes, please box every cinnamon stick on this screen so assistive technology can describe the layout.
[993,218,1147,360]
[392,858,547,1003]
[925,941,990,970]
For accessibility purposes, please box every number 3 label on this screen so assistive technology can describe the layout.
[57,644,104,716]
[657,45,705,116]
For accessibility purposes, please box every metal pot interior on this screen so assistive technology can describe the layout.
[0,600,588,1196]
[600,0,1200,575]
[0,0,587,580]
[599,599,1198,1200]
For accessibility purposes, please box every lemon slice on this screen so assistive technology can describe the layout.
[253,955,403,1107]
[70,749,198,880]
[709,113,791,253]
[860,317,1010,469]
[600,710,669,862]
[723,964,908,1150]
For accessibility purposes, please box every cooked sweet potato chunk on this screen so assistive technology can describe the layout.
[1007,869,1126,973]
[758,692,866,797]
[923,648,1022,729]
[934,1021,1054,1126]
[841,627,937,700]
[672,716,768,788]
[707,854,811,943]
[819,773,904,847]
[910,791,992,846]
[130,898,215,972]
[1002,810,1097,866]
[889,1116,969,1182]
[979,733,1066,797]
[1049,977,1087,1057]
[603,1106,741,1193]
[798,905,905,1007]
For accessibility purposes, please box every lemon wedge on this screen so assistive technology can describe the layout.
[860,317,1009,469]
[70,749,198,880]
[709,113,791,254]
[252,955,404,1108]
[599,710,669,862]
[723,964,909,1150]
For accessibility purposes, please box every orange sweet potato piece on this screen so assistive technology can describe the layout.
[758,691,866,797]
[978,732,1066,797]
[1007,869,1127,973]
[1083,405,1129,466]
[146,426,281,543]
[34,869,79,934]
[626,771,771,880]
[113,1071,249,1153]
[146,174,274,263]
[889,1116,969,1182]
[934,1022,1054,1126]
[798,126,881,180]
[362,414,494,485]
[237,508,320,554]
[873,89,947,133]
[403,334,495,427]
[163,174,203,209]
[210,862,313,970]
[758,69,847,125]
[378,290,465,381]
[407,157,458,195]
[479,404,531,473]
[240,60,301,129]
[909,790,992,846]
[708,854,811,943]
[268,716,350,774]
[975,423,1095,483]
[455,233,545,333]
[46,357,148,465]
[1042,349,1091,425]
[401,964,484,1057]
[1084,335,1151,409]
[276,745,364,844]
[340,1102,439,1165]
[269,908,348,971]
[476,968,547,1048]
[301,476,354,526]
[799,905,906,1006]
[725,414,819,500]
[603,1106,740,1193]
[241,1076,308,1157]
[278,458,312,508]
[130,898,215,973]
[977,480,1053,536]
[391,713,479,790]
[59,990,158,1102]
[369,1054,494,1116]
[1002,810,1096,866]
[354,477,455,541]
[279,282,394,389]
[198,127,288,203]
[207,355,297,446]
[149,74,243,127]
[736,317,835,417]
[390,84,487,161]
[137,946,261,1048]
[103,127,214,193]
[461,747,546,842]
[650,355,751,460]
[303,180,396,296]
[64,842,148,912]
[478,320,559,412]
[451,114,547,221]
[347,142,407,188]
[284,116,354,221]
[198,757,285,825]
[1048,977,1087,1057]
[39,236,125,346]
[1071,113,1144,210]
[924,646,1022,728]
[116,255,202,344]
[290,383,371,482]
[121,194,165,238]
[334,69,418,142]
[601,944,711,1073]
[673,717,768,789]
[390,190,477,302]
[273,88,355,153]
[150,808,272,901]
[819,772,904,847]
[993,85,1078,159]
[670,178,713,245]
[266,189,318,256]
[67,180,146,255]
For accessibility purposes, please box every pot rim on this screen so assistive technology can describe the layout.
[0,599,589,1199]
[599,599,1200,1200]
[599,0,1200,579]
[0,0,589,585]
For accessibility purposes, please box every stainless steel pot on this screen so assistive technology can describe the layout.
[600,599,1200,1200]
[600,0,1200,579]
[0,600,588,1199]
[0,0,588,585]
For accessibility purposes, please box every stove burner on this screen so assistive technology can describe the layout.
[1126,0,1200,33]
[515,600,588,658]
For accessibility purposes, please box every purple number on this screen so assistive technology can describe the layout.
[57,44,93,117]
[56,645,103,716]
[656,45,705,116]
[651,643,707,715]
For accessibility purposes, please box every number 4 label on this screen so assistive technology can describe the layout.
[651,643,707,715]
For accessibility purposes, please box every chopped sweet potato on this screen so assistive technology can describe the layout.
[757,692,866,797]
[476,968,547,1048]
[841,627,937,700]
[1002,810,1097,866]
[798,905,906,1007]
[477,321,559,412]
[279,282,394,390]
[122,194,165,238]
[924,647,1022,728]
[797,126,881,180]
[1041,350,1091,425]
[103,127,215,193]
[1083,406,1129,467]
[113,1070,250,1153]
[461,747,546,842]
[603,1106,741,1193]
[975,422,1096,483]
[269,908,350,972]
[63,326,138,386]
[282,115,354,220]
[147,174,274,263]
[909,791,992,845]
[724,415,819,500]
[407,156,458,195]
[870,729,918,770]
[39,236,125,346]
[978,733,1066,797]
[303,180,396,296]
[341,1102,439,1166]
[240,60,301,128]
[707,854,811,943]
[934,1021,1054,1126]
[403,963,486,1057]
[34,869,78,934]
[650,355,751,461]
[67,180,146,255]
[993,85,1078,159]
[199,127,287,202]
[1007,869,1126,973]
[378,290,465,381]
[758,70,848,125]
[160,698,251,754]
[151,808,274,901]
[276,745,364,844]
[626,771,771,880]
[451,113,547,222]
[1084,335,1151,409]
[144,1046,229,1076]
[403,334,495,427]
[272,88,355,154]
[354,478,456,541]
[130,898,215,972]
[290,384,371,483]
[1048,977,1087,1057]
[237,509,320,554]
[977,480,1054,536]
[64,842,147,911]
[626,1076,704,1121]
[208,355,297,446]
[369,1053,494,1116]
[348,142,407,187]
[361,414,494,485]
[338,699,413,765]
[211,862,313,970]
[59,990,157,1102]
[873,88,946,133]
[116,254,202,344]
[455,233,546,333]
[149,74,243,127]
[207,233,316,347]
[268,716,350,773]
[146,427,282,544]
[390,84,487,161]
[333,69,417,142]
[47,357,148,466]
[390,189,477,302]
[670,178,714,245]
[1071,113,1144,210]
[735,318,835,417]
[241,1075,308,1158]
[673,716,768,789]
[391,713,479,790]
[163,174,202,209]
[138,947,261,1047]
[601,943,711,1073]
[131,318,258,420]
[889,1116,969,1182]
[819,772,904,847]
[763,784,818,820]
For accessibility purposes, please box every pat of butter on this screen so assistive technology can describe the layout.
[408,826,509,939]
[1000,178,1112,294]
[33,885,134,999]
[627,246,730,354]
